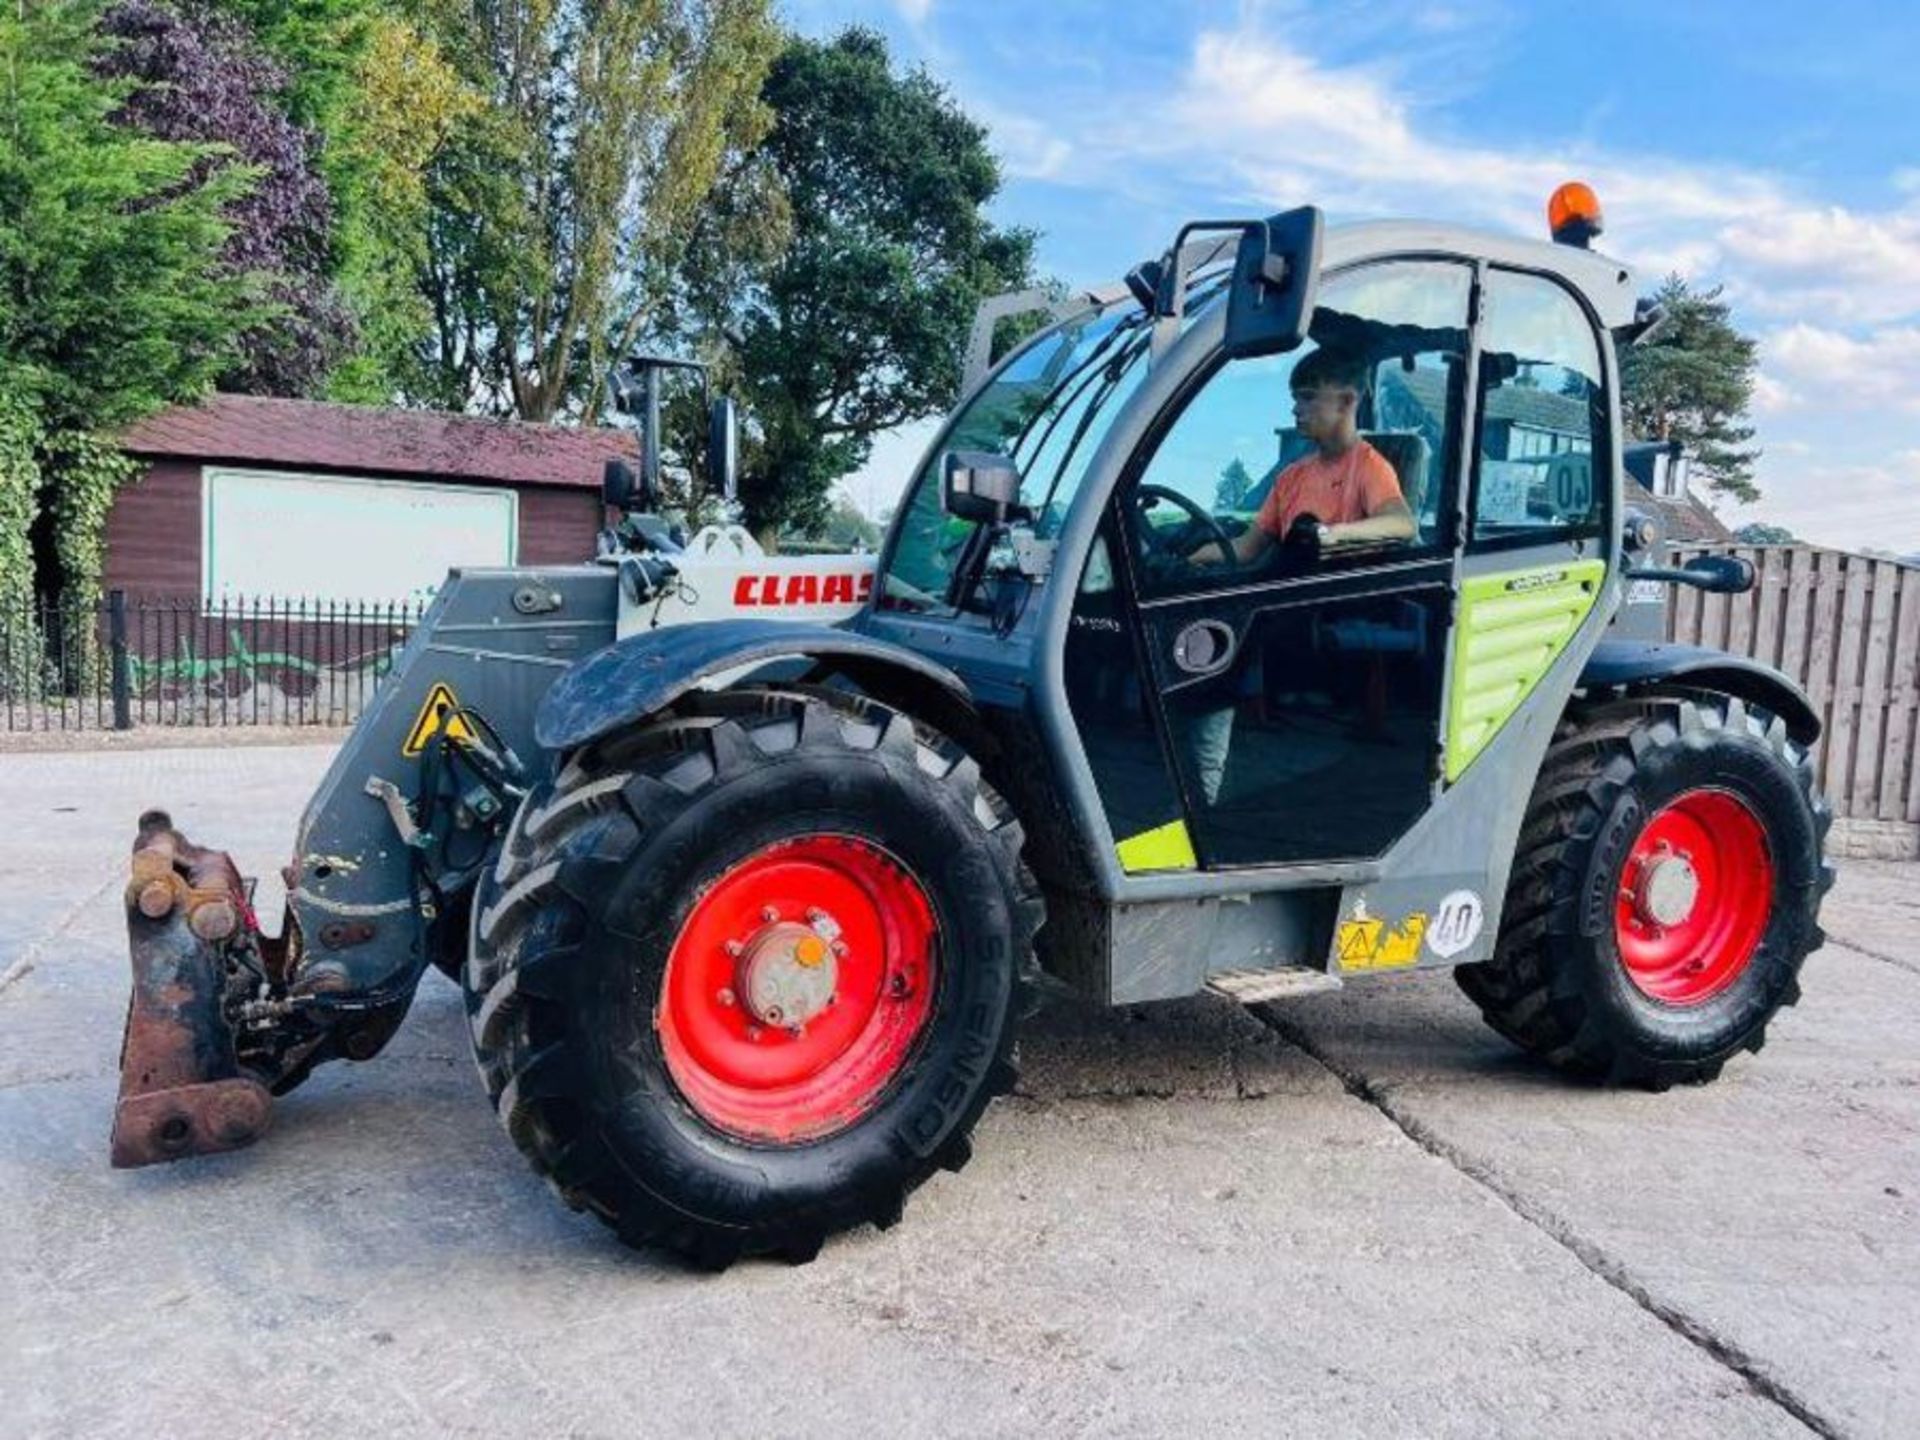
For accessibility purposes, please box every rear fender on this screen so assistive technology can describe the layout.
[535,619,977,753]
[1580,639,1821,744]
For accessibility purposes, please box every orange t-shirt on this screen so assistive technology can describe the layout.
[1254,441,1404,539]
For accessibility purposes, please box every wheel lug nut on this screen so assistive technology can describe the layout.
[888,973,911,999]
[724,939,744,957]
[766,1005,783,1024]
[716,987,735,1007]
[746,1025,762,1042]
[761,906,779,923]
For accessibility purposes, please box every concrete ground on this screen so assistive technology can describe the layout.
[0,744,1915,1439]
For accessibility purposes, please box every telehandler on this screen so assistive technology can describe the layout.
[114,184,1830,1265]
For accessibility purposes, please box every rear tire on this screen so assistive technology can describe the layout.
[1456,694,1832,1088]
[465,688,1040,1266]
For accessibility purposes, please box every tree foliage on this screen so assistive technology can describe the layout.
[0,0,257,430]
[1621,275,1762,505]
[819,494,881,551]
[1733,521,1796,545]
[1215,457,1254,512]
[409,0,782,422]
[701,28,1033,540]
[99,0,353,395]
[322,11,476,402]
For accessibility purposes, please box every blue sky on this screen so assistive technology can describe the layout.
[789,0,1920,550]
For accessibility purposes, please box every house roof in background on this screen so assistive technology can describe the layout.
[1631,480,1733,543]
[120,394,635,489]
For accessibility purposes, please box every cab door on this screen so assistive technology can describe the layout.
[1446,265,1613,783]
[1063,259,1474,872]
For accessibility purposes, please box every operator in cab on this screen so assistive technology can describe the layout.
[1200,347,1415,565]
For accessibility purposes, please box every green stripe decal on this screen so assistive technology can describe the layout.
[1446,560,1605,782]
[1116,819,1198,873]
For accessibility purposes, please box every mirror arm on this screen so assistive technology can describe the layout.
[1623,561,1755,596]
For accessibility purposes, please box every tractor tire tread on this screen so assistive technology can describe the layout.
[1455,694,1825,1088]
[466,686,1040,1267]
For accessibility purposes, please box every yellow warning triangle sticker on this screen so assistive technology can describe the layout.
[403,682,476,756]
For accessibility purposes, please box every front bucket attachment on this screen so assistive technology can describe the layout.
[110,811,273,1169]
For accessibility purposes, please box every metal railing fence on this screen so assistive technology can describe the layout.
[2,592,425,731]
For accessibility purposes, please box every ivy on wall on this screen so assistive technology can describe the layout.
[0,392,45,692]
[0,389,136,694]
[0,392,43,617]
[44,429,140,613]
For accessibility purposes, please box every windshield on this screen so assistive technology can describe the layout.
[882,301,1154,612]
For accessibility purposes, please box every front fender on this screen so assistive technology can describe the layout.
[535,619,973,753]
[1581,639,1821,745]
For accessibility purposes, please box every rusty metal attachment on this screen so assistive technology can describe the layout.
[110,811,273,1169]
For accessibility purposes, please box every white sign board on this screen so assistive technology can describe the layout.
[202,468,518,604]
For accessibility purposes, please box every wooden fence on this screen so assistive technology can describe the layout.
[1668,545,1920,823]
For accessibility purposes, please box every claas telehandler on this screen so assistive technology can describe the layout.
[113,184,1830,1266]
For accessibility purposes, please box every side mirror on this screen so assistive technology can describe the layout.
[943,451,1026,524]
[1624,554,1756,595]
[708,396,739,504]
[603,458,634,510]
[1224,207,1323,360]
[603,456,659,513]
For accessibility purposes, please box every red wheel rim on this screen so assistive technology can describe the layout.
[656,835,939,1143]
[1614,788,1773,1006]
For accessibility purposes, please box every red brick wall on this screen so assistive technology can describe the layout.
[101,461,605,597]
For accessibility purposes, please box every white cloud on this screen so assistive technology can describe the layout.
[1719,204,1920,326]
[1028,23,1920,333]
[971,102,1072,182]
[892,0,933,20]
[1760,325,1920,414]
[912,20,1920,552]
[1729,451,1920,551]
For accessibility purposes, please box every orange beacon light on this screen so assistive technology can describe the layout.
[1549,182,1604,248]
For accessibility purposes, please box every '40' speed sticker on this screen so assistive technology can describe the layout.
[1425,890,1485,959]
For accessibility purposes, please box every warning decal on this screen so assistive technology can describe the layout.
[403,682,474,756]
[1336,899,1428,972]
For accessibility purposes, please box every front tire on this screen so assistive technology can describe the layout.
[466,689,1040,1266]
[1457,695,1832,1088]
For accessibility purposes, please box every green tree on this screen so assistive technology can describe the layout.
[1,0,260,612]
[409,0,781,421]
[207,1,459,404]
[817,494,881,551]
[322,11,477,402]
[703,29,1034,542]
[1215,457,1254,511]
[0,1,257,432]
[1621,275,1762,504]
[1733,522,1796,545]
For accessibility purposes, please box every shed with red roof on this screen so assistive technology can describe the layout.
[110,395,632,602]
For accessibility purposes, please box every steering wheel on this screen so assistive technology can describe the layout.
[1133,483,1237,568]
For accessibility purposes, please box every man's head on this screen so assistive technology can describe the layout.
[1289,348,1370,448]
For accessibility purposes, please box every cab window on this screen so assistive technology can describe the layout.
[1470,269,1606,544]
[883,302,1152,613]
[1124,260,1472,599]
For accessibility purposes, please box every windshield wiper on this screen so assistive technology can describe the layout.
[1033,328,1154,520]
[1009,309,1150,469]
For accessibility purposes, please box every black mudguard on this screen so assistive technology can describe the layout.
[1581,639,1821,744]
[535,618,975,753]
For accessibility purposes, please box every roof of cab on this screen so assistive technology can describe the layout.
[1322,219,1639,328]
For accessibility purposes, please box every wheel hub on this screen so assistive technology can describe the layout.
[656,835,939,1143]
[737,918,841,1031]
[1613,788,1774,1007]
[1634,852,1700,928]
